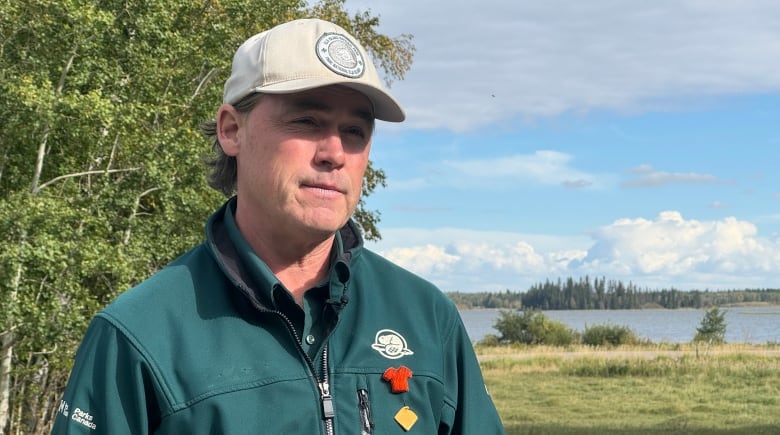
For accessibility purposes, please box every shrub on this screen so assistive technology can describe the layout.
[479,333,500,346]
[582,323,640,347]
[493,309,579,346]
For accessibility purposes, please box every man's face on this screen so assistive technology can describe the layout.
[224,85,375,242]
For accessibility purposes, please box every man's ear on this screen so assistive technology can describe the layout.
[217,104,242,157]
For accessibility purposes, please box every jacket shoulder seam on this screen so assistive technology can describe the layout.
[95,312,177,414]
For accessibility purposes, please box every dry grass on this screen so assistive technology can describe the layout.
[479,344,780,434]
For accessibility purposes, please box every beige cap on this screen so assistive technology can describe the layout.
[223,19,405,122]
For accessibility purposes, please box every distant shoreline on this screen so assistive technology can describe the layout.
[456,301,780,310]
[458,306,780,343]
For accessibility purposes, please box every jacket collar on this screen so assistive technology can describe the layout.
[205,197,362,313]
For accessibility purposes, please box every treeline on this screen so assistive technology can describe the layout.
[447,276,780,310]
[448,290,523,309]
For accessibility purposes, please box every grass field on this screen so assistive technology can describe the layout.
[477,344,780,434]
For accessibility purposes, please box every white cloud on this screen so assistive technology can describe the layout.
[368,227,590,291]
[381,244,460,275]
[622,164,719,187]
[367,212,780,292]
[386,150,612,191]
[348,0,780,131]
[444,150,602,189]
[575,212,780,285]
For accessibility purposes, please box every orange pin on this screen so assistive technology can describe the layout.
[382,365,413,393]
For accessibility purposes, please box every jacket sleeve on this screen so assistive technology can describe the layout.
[440,313,506,435]
[51,316,165,435]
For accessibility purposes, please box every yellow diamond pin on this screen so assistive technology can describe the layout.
[394,406,418,431]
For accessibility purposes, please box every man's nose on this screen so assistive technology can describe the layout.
[314,131,345,169]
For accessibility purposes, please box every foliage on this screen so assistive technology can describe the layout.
[478,333,500,346]
[0,1,413,433]
[491,310,639,348]
[522,276,707,310]
[448,290,522,309]
[581,323,640,347]
[693,307,727,345]
[493,310,579,346]
[447,278,780,310]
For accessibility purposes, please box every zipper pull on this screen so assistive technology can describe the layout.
[319,381,335,420]
[358,389,374,434]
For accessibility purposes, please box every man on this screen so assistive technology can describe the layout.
[52,18,505,434]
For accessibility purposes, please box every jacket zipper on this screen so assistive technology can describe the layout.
[319,345,335,435]
[357,389,374,434]
[269,309,335,435]
[215,234,348,434]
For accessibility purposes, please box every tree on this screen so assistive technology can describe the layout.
[0,1,414,432]
[693,307,727,345]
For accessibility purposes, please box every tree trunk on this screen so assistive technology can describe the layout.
[0,332,12,435]
[0,328,15,435]
[0,258,22,435]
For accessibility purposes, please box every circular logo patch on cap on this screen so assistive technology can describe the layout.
[316,33,365,78]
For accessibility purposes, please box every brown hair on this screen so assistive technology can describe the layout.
[202,93,265,196]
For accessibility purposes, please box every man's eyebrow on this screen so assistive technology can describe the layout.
[290,99,375,124]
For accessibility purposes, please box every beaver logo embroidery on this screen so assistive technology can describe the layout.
[372,329,414,359]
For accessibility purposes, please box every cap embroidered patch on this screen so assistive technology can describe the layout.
[382,365,413,393]
[371,329,414,359]
[316,33,365,78]
[394,406,418,431]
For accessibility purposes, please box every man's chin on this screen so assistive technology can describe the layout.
[297,218,349,239]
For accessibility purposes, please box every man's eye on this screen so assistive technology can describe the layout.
[345,127,366,138]
[293,118,317,126]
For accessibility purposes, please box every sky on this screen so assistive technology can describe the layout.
[343,0,780,293]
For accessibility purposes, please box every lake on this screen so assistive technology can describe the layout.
[458,307,780,344]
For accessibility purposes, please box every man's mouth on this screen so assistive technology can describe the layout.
[302,182,344,196]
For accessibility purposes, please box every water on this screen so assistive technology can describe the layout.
[458,307,780,344]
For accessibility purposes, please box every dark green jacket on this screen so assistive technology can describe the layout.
[52,199,504,434]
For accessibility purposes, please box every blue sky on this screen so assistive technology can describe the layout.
[343,0,780,292]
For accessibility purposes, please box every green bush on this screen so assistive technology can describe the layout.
[582,323,640,347]
[479,333,500,346]
[494,309,579,346]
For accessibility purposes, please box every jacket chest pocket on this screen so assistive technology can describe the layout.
[335,372,444,434]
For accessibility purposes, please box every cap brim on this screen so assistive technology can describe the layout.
[252,78,405,123]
